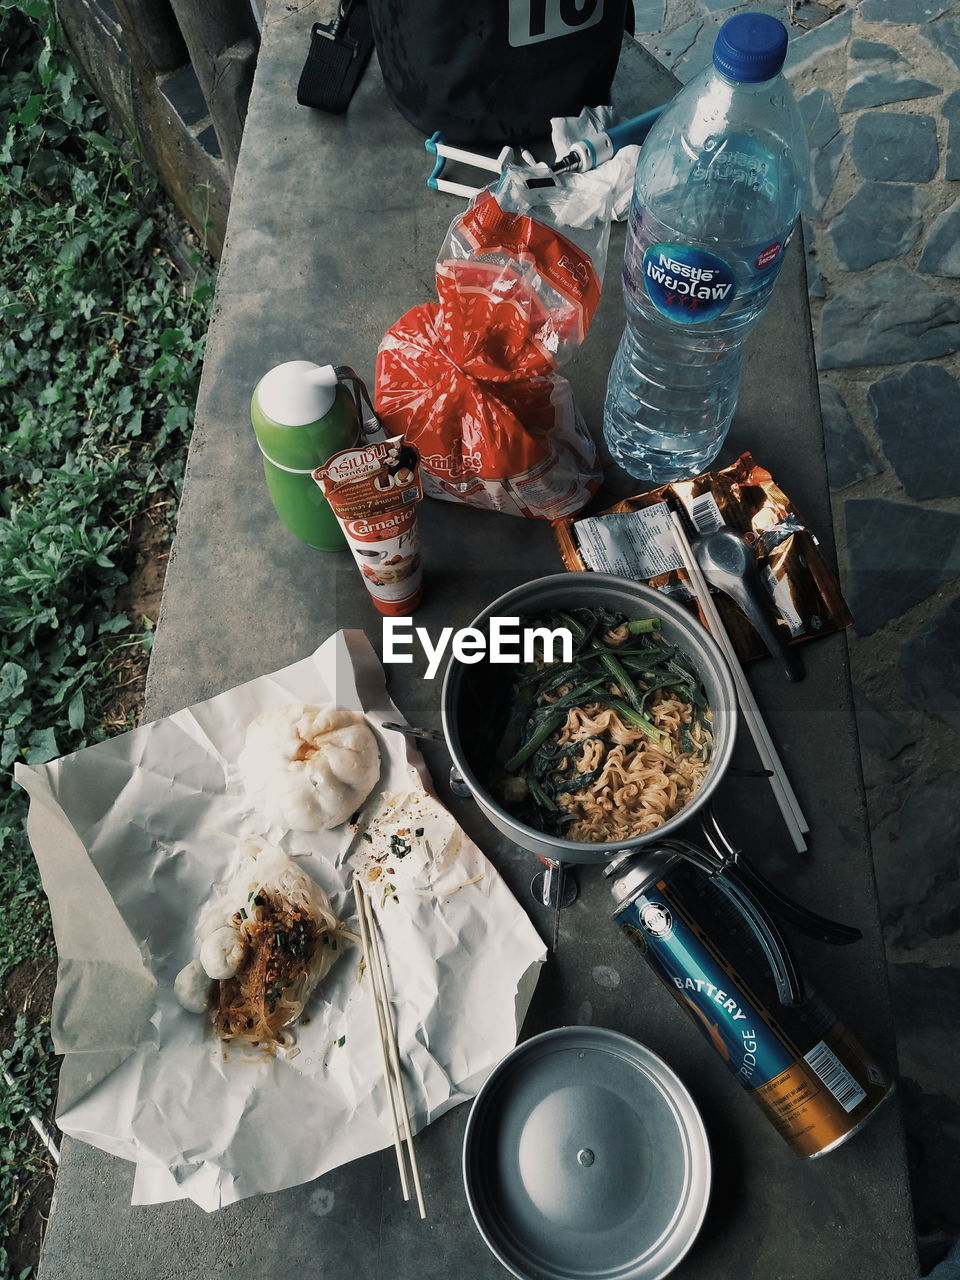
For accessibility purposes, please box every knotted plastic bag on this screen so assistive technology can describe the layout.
[375,167,610,520]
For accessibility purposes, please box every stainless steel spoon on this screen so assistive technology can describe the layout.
[692,528,803,682]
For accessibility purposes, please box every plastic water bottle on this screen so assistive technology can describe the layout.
[603,14,808,483]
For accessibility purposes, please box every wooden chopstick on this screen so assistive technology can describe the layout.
[359,886,427,1219]
[353,879,427,1219]
[352,878,411,1201]
[671,511,808,846]
[670,511,809,853]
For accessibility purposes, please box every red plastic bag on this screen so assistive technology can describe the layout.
[375,169,609,519]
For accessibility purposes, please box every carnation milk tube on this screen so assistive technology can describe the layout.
[314,437,423,616]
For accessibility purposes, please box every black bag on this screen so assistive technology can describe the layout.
[367,0,632,146]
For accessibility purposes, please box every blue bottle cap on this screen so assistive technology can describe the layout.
[713,14,788,83]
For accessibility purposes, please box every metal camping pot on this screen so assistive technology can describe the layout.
[440,573,738,865]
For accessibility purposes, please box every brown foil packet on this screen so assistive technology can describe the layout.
[552,453,852,662]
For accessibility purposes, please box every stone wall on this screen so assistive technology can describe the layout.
[636,3,960,1271]
[56,0,258,259]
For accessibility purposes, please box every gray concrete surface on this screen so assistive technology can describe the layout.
[38,6,921,1278]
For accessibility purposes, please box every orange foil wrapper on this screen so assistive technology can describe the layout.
[553,453,852,662]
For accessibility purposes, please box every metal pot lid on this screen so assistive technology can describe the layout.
[463,1026,711,1280]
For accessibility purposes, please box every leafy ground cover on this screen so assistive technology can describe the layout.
[0,3,214,1273]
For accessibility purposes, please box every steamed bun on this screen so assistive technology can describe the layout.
[174,958,212,1013]
[238,703,380,830]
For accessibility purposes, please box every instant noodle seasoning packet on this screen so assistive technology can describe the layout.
[552,453,852,663]
[314,436,424,616]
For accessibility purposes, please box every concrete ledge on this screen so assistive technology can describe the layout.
[38,8,919,1277]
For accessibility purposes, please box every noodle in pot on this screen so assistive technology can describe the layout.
[491,606,713,843]
[555,695,711,842]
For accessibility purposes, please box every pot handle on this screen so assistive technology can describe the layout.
[660,839,804,1007]
[382,721,445,742]
[448,765,472,798]
[699,807,862,947]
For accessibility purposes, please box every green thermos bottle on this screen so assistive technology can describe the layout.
[251,360,360,550]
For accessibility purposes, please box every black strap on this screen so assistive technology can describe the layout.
[297,1,374,114]
[335,365,382,438]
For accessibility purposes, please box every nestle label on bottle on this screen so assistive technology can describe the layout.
[642,243,736,324]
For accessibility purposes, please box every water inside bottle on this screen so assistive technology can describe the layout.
[603,24,807,483]
[605,186,795,483]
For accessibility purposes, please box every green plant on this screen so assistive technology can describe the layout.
[0,2,215,1272]
[0,1015,58,1279]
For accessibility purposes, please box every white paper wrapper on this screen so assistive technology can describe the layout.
[15,630,546,1212]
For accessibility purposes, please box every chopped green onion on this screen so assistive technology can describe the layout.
[555,610,587,644]
[606,698,668,745]
[390,833,411,859]
[594,648,644,712]
[504,709,567,773]
[543,676,608,711]
[527,775,558,811]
